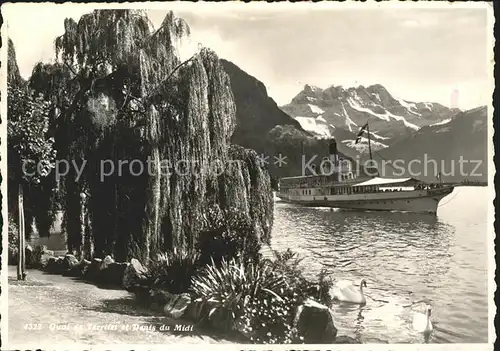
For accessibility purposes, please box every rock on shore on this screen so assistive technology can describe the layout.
[293,298,337,343]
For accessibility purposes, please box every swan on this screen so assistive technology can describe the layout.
[330,279,367,304]
[412,305,433,333]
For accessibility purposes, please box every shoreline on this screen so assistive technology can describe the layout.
[7,249,360,345]
[7,266,232,346]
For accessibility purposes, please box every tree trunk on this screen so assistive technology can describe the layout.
[83,209,93,260]
[17,183,26,280]
[81,192,93,260]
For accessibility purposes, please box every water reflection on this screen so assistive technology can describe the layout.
[270,188,488,343]
[273,204,454,287]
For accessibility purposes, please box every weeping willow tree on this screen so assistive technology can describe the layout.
[30,9,273,262]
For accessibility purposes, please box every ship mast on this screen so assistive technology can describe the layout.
[366,123,373,161]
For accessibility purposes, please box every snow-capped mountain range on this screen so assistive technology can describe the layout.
[376,106,487,182]
[281,84,461,152]
[220,59,486,182]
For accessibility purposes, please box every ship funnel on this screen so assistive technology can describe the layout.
[329,138,338,155]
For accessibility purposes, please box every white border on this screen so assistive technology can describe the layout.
[0,1,495,350]
[0,12,9,349]
[486,2,497,348]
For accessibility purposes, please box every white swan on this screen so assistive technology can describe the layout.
[412,305,433,333]
[330,279,367,304]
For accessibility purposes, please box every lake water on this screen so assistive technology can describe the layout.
[269,186,490,343]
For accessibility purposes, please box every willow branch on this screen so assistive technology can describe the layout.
[55,69,123,129]
[143,56,196,107]
[63,61,80,79]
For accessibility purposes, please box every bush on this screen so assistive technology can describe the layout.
[316,268,334,306]
[190,249,330,344]
[197,206,262,267]
[191,257,289,334]
[237,273,301,343]
[144,248,199,294]
[8,217,19,265]
[268,249,333,306]
[238,250,320,343]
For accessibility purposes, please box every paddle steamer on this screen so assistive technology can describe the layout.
[276,124,454,214]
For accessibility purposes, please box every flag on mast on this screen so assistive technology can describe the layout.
[436,171,442,182]
[355,123,369,144]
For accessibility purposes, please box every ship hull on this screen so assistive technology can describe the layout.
[277,187,454,214]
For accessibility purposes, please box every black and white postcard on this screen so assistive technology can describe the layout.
[0,2,495,350]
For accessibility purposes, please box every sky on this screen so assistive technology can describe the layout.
[3,2,492,110]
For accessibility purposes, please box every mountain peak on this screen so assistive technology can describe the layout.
[304,84,322,93]
[220,59,306,147]
[367,83,387,91]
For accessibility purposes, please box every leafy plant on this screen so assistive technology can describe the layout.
[269,248,332,305]
[144,248,200,294]
[316,267,334,305]
[8,218,20,265]
[238,281,299,344]
[191,257,287,333]
[235,250,312,343]
[7,84,56,185]
[197,206,262,267]
[240,250,333,343]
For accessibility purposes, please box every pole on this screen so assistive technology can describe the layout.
[17,184,22,280]
[18,183,26,280]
